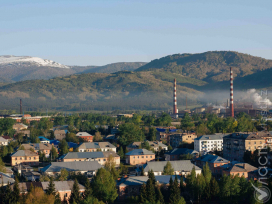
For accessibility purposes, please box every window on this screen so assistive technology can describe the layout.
[20,157,22,160]
[237,173,240,176]
[254,142,256,144]
[215,164,217,167]
[146,156,148,158]
[142,156,144,158]
[64,193,68,197]
[249,142,251,144]
[34,157,36,160]
[104,159,106,161]
[29,157,31,160]
[133,156,135,159]
[150,156,152,158]
[138,156,139,158]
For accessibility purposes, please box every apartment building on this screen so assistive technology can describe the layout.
[21,143,57,158]
[169,132,197,148]
[125,149,155,165]
[223,132,265,162]
[78,142,116,153]
[221,162,258,179]
[59,151,120,166]
[194,134,225,154]
[127,141,168,152]
[11,150,39,166]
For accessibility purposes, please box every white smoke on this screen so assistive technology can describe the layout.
[243,89,272,106]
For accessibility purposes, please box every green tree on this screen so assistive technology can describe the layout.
[148,127,157,141]
[104,155,119,180]
[118,123,144,146]
[163,161,174,175]
[202,162,212,184]
[177,197,186,204]
[230,175,241,203]
[54,193,62,204]
[69,179,82,204]
[58,168,69,181]
[140,183,147,203]
[91,168,118,203]
[80,195,105,204]
[155,113,172,126]
[169,176,181,204]
[50,146,58,161]
[54,116,65,126]
[181,113,195,131]
[94,131,102,142]
[210,177,220,203]
[146,170,156,203]
[12,177,20,203]
[59,139,69,155]
[219,174,232,203]
[156,186,165,204]
[0,158,6,173]
[117,146,124,159]
[46,177,56,196]
[84,179,92,199]
[0,118,15,135]
[195,173,206,202]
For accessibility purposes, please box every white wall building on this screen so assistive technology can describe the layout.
[194,134,226,154]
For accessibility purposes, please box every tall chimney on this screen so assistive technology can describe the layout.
[20,99,22,115]
[173,78,178,118]
[230,67,234,117]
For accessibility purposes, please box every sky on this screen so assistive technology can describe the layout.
[0,0,272,66]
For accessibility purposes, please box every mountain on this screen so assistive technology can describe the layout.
[80,62,147,74]
[136,51,272,83]
[0,55,147,82]
[1,51,272,112]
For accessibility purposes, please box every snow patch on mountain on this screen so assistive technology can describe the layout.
[0,55,70,69]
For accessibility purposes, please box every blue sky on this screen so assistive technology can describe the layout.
[1,0,271,66]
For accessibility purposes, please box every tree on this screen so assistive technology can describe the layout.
[0,118,15,135]
[54,193,62,204]
[25,187,55,204]
[140,183,147,203]
[58,168,69,181]
[53,116,65,126]
[156,186,165,204]
[80,195,105,204]
[84,178,92,199]
[12,177,20,203]
[50,146,58,161]
[59,139,69,155]
[118,123,144,146]
[94,131,103,142]
[181,113,195,131]
[155,113,172,126]
[69,179,82,204]
[177,197,186,204]
[146,170,156,203]
[195,173,206,202]
[210,177,220,203]
[119,163,128,176]
[104,155,119,180]
[219,174,232,202]
[202,162,212,184]
[163,161,174,175]
[46,177,56,196]
[169,176,181,204]
[148,127,157,141]
[117,146,124,159]
[0,158,6,173]
[230,175,241,203]
[91,168,118,203]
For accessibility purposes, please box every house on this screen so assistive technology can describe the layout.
[38,136,50,144]
[0,137,8,146]
[117,175,181,200]
[21,143,56,158]
[195,154,229,176]
[223,132,265,162]
[13,123,28,131]
[78,142,116,153]
[125,149,155,165]
[156,131,171,143]
[127,141,168,152]
[59,151,120,166]
[221,162,258,179]
[2,136,12,143]
[54,130,67,141]
[0,173,15,187]
[136,160,201,176]
[1,167,14,178]
[169,132,197,148]
[13,164,34,174]
[76,132,93,142]
[165,148,199,161]
[11,181,85,201]
[16,130,30,137]
[40,161,102,177]
[11,150,39,166]
[103,134,118,143]
[194,134,226,154]
[22,171,41,181]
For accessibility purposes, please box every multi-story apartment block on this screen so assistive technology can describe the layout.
[170,132,197,148]
[59,151,120,166]
[125,149,155,165]
[78,142,116,153]
[194,134,225,154]
[11,150,39,166]
[223,132,265,162]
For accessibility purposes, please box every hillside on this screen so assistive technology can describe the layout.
[0,71,203,111]
[81,62,147,74]
[136,51,272,82]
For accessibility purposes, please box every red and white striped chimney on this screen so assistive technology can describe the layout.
[173,78,178,117]
[230,67,234,117]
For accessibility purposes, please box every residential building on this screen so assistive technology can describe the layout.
[21,143,57,158]
[0,173,15,187]
[54,129,66,141]
[136,160,201,176]
[38,136,50,144]
[40,161,102,177]
[125,149,155,165]
[127,141,168,152]
[78,142,116,153]
[223,132,265,162]
[13,164,34,174]
[170,132,197,148]
[194,134,226,154]
[221,162,258,179]
[117,175,181,200]
[2,136,12,143]
[103,134,118,143]
[16,130,30,137]
[156,131,171,143]
[11,181,85,201]
[0,137,8,146]
[11,150,39,166]
[59,151,120,166]
[13,123,28,131]
[195,154,229,176]
[165,148,199,161]
[76,132,93,142]
[22,171,41,181]
[258,131,272,148]
[1,167,14,178]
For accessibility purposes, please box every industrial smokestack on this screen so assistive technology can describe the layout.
[230,67,234,117]
[20,99,22,115]
[173,78,178,118]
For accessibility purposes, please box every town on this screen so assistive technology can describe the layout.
[0,87,271,204]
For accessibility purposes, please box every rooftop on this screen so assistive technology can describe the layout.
[221,162,258,172]
[165,148,198,155]
[12,150,38,157]
[195,134,226,141]
[76,132,92,137]
[78,142,116,149]
[125,149,155,156]
[60,151,119,160]
[196,154,229,163]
